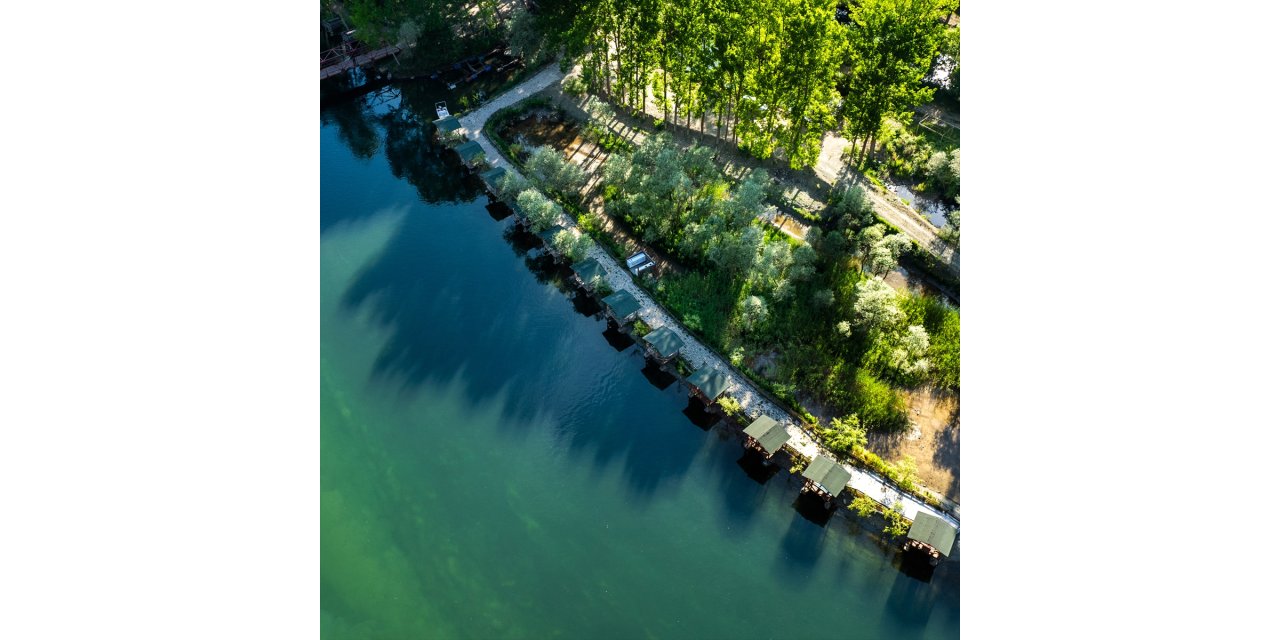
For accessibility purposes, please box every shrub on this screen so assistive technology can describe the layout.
[882,502,909,537]
[849,494,880,518]
[717,396,745,423]
[561,74,588,97]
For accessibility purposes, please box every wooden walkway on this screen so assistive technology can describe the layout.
[320,44,401,81]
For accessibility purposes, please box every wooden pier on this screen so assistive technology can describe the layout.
[321,43,403,81]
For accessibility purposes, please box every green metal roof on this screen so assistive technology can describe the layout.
[907,512,957,557]
[801,455,851,497]
[743,415,789,455]
[601,289,641,320]
[537,225,566,245]
[433,115,462,132]
[687,366,730,401]
[455,140,485,163]
[641,326,684,359]
[571,258,607,286]
[480,166,507,187]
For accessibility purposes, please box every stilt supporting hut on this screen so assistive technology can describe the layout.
[640,326,684,364]
[800,455,852,506]
[903,512,957,566]
[479,166,507,197]
[570,258,608,292]
[601,289,641,325]
[742,415,790,459]
[686,366,730,404]
[453,140,487,169]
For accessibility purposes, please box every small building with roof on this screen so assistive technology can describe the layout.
[537,225,567,260]
[570,258,608,292]
[903,512,958,566]
[742,415,790,458]
[686,366,730,403]
[640,326,684,363]
[479,166,507,196]
[433,115,463,144]
[601,289,641,324]
[801,455,852,504]
[454,140,486,168]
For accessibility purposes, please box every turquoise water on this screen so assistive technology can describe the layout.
[321,88,960,639]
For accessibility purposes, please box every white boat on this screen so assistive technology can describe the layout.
[435,101,450,119]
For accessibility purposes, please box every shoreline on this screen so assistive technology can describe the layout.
[458,62,960,536]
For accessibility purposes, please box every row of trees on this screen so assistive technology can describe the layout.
[522,0,954,169]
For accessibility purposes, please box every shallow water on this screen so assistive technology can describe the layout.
[321,86,960,639]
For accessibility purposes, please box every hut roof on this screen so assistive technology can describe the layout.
[480,166,507,187]
[433,115,462,133]
[601,289,641,320]
[455,140,485,163]
[801,456,851,497]
[907,512,957,557]
[687,366,730,401]
[571,258,607,285]
[641,326,684,359]
[743,415,790,455]
[537,225,567,245]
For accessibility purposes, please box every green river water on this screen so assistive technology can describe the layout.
[320,84,959,639]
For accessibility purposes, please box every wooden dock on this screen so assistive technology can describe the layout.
[321,44,402,81]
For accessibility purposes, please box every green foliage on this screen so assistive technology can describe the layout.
[552,228,593,263]
[839,0,952,167]
[561,74,588,97]
[716,396,745,423]
[849,494,880,518]
[850,368,909,432]
[820,414,868,457]
[886,456,919,493]
[516,188,563,233]
[633,318,652,337]
[924,148,960,200]
[897,293,959,389]
[882,502,910,537]
[852,278,905,334]
[507,6,554,66]
[653,270,740,348]
[525,145,588,202]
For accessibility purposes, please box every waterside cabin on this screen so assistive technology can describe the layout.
[479,166,507,197]
[903,512,958,566]
[800,455,852,505]
[601,289,641,325]
[640,326,684,364]
[537,225,567,260]
[742,415,790,458]
[686,366,730,404]
[453,140,487,169]
[433,115,463,144]
[570,258,608,292]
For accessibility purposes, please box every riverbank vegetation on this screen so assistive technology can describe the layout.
[487,99,957,510]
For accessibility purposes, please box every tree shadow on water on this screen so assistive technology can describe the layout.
[736,449,781,485]
[601,323,636,352]
[774,508,828,585]
[681,398,721,430]
[640,360,677,390]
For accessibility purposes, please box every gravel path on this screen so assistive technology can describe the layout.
[464,63,959,532]
[457,63,567,167]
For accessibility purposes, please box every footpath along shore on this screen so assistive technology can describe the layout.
[457,62,959,532]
